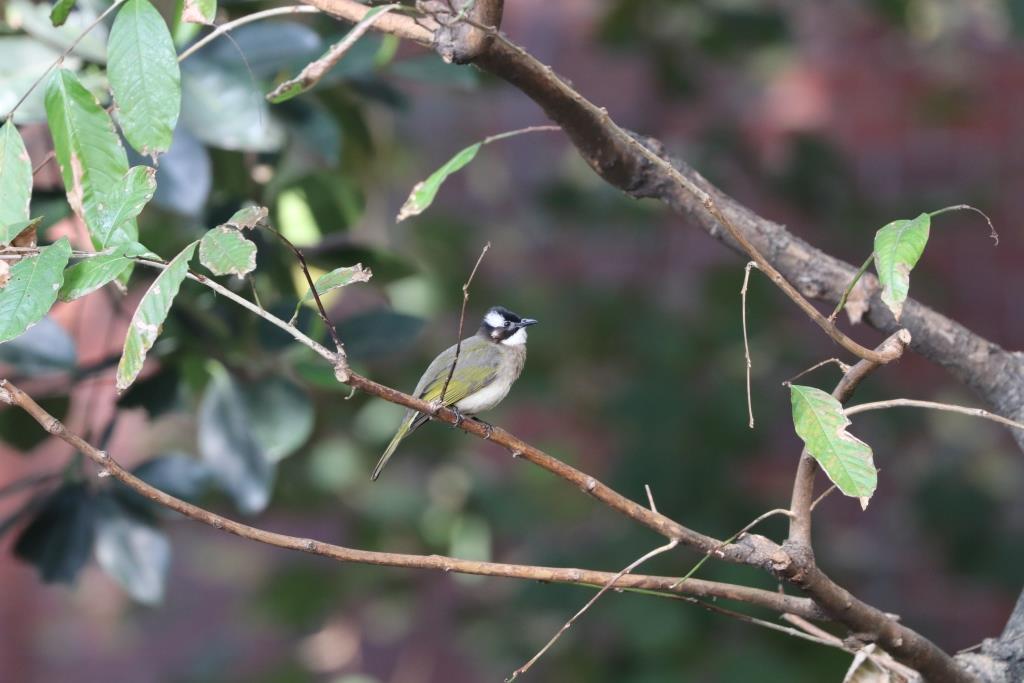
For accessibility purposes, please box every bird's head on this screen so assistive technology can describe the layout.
[479,306,538,346]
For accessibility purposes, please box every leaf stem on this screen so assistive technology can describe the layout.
[828,252,874,323]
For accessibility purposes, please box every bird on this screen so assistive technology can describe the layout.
[371,306,537,480]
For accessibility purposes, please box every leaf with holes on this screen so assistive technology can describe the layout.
[108,0,181,156]
[397,142,481,221]
[290,263,371,322]
[790,384,876,508]
[0,120,32,231]
[0,238,71,342]
[873,213,930,321]
[199,226,257,277]
[223,205,267,230]
[116,241,197,392]
[45,69,141,250]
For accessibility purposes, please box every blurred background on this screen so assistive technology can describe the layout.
[2,0,1023,681]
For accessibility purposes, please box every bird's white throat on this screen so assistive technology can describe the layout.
[502,327,528,346]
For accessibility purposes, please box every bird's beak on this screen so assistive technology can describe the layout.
[518,318,538,327]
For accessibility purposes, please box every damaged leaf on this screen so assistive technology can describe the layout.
[0,238,71,343]
[790,384,876,507]
[222,205,267,230]
[180,0,215,24]
[199,226,257,277]
[397,142,480,222]
[0,120,32,230]
[115,241,197,392]
[873,213,929,321]
[290,263,371,321]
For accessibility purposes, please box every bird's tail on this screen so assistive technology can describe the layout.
[371,412,420,481]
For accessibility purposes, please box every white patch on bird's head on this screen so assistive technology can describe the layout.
[501,327,528,346]
[485,310,507,328]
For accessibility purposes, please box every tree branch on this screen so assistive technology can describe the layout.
[300,0,1024,452]
[787,330,911,550]
[0,379,823,621]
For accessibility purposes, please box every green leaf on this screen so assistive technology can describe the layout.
[396,142,481,221]
[790,384,876,507]
[108,0,181,157]
[49,0,76,26]
[13,483,96,584]
[223,205,268,230]
[0,238,72,343]
[198,368,275,514]
[290,263,371,322]
[181,0,215,24]
[115,241,197,392]
[45,69,146,250]
[58,243,146,301]
[873,213,930,321]
[199,226,257,277]
[0,120,32,230]
[94,497,170,605]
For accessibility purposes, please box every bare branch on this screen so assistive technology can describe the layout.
[845,399,1024,433]
[177,6,321,62]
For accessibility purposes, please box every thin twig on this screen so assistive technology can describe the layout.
[809,484,837,512]
[265,4,400,101]
[740,261,758,429]
[4,0,129,121]
[481,125,560,145]
[828,252,873,323]
[507,539,679,681]
[785,358,852,385]
[671,508,792,590]
[783,614,922,681]
[929,204,999,245]
[845,399,1024,432]
[31,151,56,177]
[439,242,491,405]
[257,226,347,363]
[177,6,321,62]
[644,484,657,513]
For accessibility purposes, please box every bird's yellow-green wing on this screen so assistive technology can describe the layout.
[372,338,500,480]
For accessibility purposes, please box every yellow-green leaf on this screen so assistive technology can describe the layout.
[116,241,197,392]
[396,143,480,222]
[790,384,876,507]
[290,263,371,322]
[873,213,930,321]
[0,120,32,232]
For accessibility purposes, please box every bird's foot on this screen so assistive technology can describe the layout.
[428,399,444,416]
[472,417,494,440]
[448,406,466,428]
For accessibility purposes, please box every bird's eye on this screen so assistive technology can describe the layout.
[504,321,512,328]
